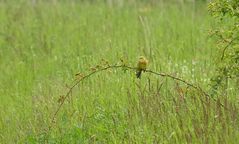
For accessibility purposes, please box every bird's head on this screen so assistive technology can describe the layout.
[139,56,146,60]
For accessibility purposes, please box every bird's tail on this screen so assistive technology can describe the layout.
[136,70,142,79]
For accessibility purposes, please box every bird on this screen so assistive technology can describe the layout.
[136,56,148,78]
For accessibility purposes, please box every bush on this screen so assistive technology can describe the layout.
[208,0,239,95]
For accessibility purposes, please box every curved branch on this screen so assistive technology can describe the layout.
[48,64,226,131]
[221,36,239,60]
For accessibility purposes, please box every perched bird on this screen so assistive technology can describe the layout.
[136,56,148,78]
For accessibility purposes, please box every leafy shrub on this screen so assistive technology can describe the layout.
[208,0,239,95]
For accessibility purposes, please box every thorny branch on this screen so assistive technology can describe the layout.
[48,64,227,131]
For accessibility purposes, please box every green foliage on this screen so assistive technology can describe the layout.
[208,0,239,95]
[0,1,238,143]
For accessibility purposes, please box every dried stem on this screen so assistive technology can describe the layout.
[48,64,226,131]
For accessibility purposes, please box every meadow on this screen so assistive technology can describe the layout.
[0,0,238,143]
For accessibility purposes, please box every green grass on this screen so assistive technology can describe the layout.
[0,1,238,143]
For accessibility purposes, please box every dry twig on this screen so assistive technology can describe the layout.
[48,64,227,131]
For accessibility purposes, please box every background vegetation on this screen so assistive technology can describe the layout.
[208,0,239,96]
[0,0,238,143]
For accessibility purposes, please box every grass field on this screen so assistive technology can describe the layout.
[0,1,238,143]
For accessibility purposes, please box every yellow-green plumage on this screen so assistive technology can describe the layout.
[136,56,148,78]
